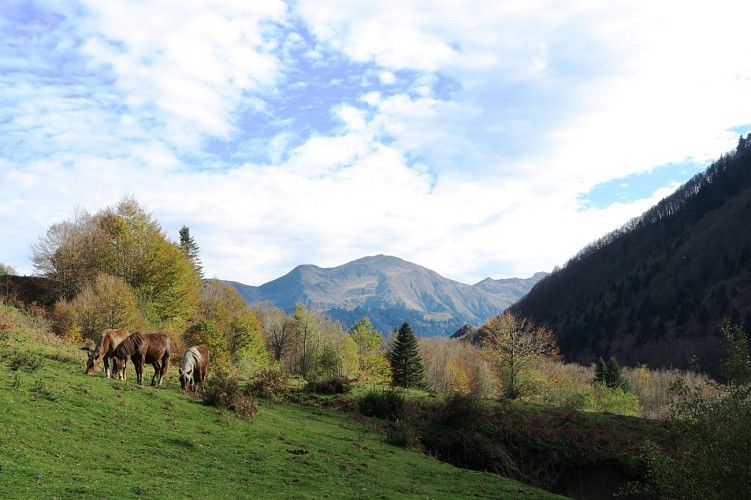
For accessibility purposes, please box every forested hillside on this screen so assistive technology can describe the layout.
[512,134,751,376]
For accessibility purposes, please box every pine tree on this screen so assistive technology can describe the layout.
[389,322,426,389]
[594,355,631,392]
[179,225,204,279]
[594,357,608,384]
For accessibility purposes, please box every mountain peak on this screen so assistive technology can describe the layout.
[228,255,545,337]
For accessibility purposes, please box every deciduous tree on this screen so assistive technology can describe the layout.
[252,302,295,363]
[481,311,560,399]
[32,197,202,332]
[348,317,390,383]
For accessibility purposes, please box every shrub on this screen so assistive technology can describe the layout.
[202,372,259,419]
[0,302,22,335]
[244,368,290,399]
[306,375,351,395]
[419,395,520,477]
[588,384,640,416]
[358,388,405,421]
[9,352,45,372]
[639,381,751,498]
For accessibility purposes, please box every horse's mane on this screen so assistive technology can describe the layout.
[114,332,146,357]
[181,347,202,374]
[91,331,107,358]
[189,347,203,365]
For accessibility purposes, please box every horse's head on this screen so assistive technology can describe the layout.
[178,367,193,391]
[84,349,100,375]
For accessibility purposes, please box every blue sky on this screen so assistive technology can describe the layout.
[2,1,751,285]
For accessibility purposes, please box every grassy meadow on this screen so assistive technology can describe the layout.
[0,313,562,499]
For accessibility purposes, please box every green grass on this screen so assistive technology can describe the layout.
[0,328,562,499]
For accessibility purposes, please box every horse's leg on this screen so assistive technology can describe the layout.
[160,354,170,386]
[104,355,111,378]
[150,362,160,386]
[135,355,145,385]
[198,366,206,392]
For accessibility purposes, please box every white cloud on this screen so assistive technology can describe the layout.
[3,0,751,289]
[78,0,288,148]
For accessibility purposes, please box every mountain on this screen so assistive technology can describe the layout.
[229,255,546,336]
[511,134,751,376]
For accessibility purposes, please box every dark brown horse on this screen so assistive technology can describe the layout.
[178,345,209,392]
[85,328,130,379]
[111,332,171,386]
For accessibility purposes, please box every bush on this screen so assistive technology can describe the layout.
[306,375,351,395]
[639,380,751,498]
[245,368,290,399]
[202,372,259,419]
[358,388,405,421]
[9,352,44,372]
[588,384,640,416]
[419,395,520,477]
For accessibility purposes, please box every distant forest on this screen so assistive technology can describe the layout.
[512,134,751,376]
[327,305,468,338]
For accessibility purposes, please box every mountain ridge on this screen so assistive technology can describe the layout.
[228,254,546,336]
[511,134,751,376]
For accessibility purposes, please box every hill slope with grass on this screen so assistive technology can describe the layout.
[0,303,559,499]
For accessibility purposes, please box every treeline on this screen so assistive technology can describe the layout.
[513,134,751,375]
[326,305,468,340]
[564,134,751,269]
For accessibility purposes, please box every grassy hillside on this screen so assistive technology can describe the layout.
[0,306,560,499]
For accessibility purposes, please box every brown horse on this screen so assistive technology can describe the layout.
[111,332,171,386]
[178,345,209,392]
[85,328,130,379]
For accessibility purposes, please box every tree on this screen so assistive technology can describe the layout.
[252,302,295,363]
[97,197,202,330]
[31,208,102,299]
[594,355,631,392]
[187,280,269,373]
[287,303,353,379]
[0,263,16,277]
[639,324,751,498]
[348,317,390,383]
[721,319,751,385]
[59,272,145,341]
[31,197,202,332]
[481,311,560,399]
[389,322,426,389]
[179,226,204,280]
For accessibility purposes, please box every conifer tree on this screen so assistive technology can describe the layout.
[389,322,426,389]
[179,225,204,279]
[594,355,631,392]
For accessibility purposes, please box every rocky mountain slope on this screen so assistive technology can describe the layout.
[229,255,545,336]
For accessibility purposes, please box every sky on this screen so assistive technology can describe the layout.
[2,1,751,286]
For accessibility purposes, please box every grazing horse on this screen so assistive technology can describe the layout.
[111,332,171,386]
[85,328,130,379]
[178,345,209,392]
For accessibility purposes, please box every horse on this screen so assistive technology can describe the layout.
[85,328,130,379]
[178,345,209,393]
[111,332,171,386]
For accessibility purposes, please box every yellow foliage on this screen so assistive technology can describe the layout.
[448,359,470,395]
